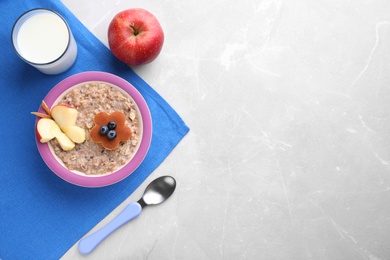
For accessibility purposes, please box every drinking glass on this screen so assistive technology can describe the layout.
[11,8,77,75]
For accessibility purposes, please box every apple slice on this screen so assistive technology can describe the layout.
[56,132,76,151]
[62,125,86,144]
[37,118,75,150]
[51,104,78,130]
[36,118,58,143]
[51,125,75,151]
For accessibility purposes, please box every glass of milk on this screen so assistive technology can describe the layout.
[11,8,77,75]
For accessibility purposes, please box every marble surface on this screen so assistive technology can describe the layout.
[61,0,390,259]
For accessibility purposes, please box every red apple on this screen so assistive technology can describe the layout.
[108,8,164,66]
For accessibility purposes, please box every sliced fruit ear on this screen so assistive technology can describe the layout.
[31,112,52,119]
[41,100,51,116]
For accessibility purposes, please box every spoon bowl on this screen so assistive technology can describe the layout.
[78,176,176,254]
[138,175,176,207]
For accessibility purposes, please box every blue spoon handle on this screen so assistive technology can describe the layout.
[78,201,142,254]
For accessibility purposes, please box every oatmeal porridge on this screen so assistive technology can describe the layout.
[49,81,141,175]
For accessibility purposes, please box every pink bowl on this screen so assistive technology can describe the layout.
[35,71,152,187]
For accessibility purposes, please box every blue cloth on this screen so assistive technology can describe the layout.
[0,1,189,259]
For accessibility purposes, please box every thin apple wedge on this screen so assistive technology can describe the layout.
[41,100,51,116]
[62,125,86,144]
[32,112,52,119]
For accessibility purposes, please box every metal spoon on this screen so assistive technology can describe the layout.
[78,175,176,254]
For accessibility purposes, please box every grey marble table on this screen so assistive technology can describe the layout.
[61,0,390,259]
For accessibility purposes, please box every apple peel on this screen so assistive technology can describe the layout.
[31,112,51,118]
[41,100,51,116]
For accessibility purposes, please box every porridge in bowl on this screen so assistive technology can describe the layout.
[34,71,152,188]
[48,81,141,175]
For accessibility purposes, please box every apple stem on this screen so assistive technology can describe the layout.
[129,23,139,36]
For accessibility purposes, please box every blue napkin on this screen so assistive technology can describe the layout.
[0,1,189,259]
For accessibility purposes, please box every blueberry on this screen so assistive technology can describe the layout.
[99,125,109,135]
[107,130,117,140]
[108,121,116,130]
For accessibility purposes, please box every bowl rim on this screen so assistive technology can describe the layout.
[35,71,152,187]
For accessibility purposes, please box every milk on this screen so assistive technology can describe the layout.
[12,9,77,75]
